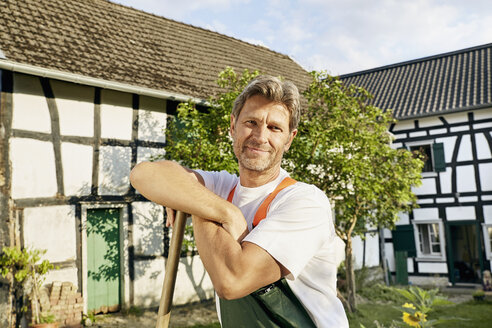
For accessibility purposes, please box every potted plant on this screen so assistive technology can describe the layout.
[472,289,485,301]
[0,247,57,328]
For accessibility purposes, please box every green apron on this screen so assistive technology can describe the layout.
[220,177,317,328]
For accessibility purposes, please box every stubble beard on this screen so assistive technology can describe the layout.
[234,141,283,172]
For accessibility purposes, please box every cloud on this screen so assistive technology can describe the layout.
[114,0,492,75]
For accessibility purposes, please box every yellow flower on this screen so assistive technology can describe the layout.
[402,312,421,328]
[402,303,416,310]
[415,311,427,322]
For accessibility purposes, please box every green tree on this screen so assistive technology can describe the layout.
[284,71,423,312]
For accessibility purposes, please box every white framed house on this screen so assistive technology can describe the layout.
[0,0,311,325]
[341,43,492,286]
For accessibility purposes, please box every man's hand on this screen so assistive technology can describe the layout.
[167,205,247,241]
[165,207,176,228]
[220,207,248,242]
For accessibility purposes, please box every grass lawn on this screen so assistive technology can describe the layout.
[348,299,492,328]
[184,292,492,328]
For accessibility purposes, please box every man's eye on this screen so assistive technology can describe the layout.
[270,126,281,131]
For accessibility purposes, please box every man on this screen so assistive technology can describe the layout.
[130,76,348,327]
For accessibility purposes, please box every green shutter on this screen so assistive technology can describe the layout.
[392,224,416,257]
[433,143,446,172]
[395,251,409,285]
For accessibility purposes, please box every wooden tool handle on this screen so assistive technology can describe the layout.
[156,210,188,328]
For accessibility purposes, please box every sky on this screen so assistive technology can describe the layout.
[114,0,492,75]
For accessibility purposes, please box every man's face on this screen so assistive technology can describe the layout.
[230,95,297,173]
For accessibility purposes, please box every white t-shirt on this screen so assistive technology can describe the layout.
[195,168,349,328]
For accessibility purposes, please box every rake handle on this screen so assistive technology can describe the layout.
[156,210,188,328]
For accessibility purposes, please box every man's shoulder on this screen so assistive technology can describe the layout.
[278,180,331,210]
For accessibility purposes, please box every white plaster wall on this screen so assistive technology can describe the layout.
[363,233,380,267]
[51,80,94,137]
[62,142,93,196]
[23,205,77,263]
[409,131,427,138]
[137,147,166,163]
[473,108,492,120]
[418,116,444,128]
[484,205,492,224]
[429,128,447,135]
[439,168,452,194]
[138,96,167,143]
[173,255,215,305]
[132,202,164,256]
[392,120,415,131]
[412,178,436,195]
[479,163,492,191]
[10,138,57,198]
[133,259,165,308]
[413,208,439,220]
[44,267,79,288]
[476,133,492,159]
[456,165,476,192]
[456,135,473,161]
[12,74,51,133]
[443,112,468,124]
[445,206,476,221]
[396,212,410,225]
[417,262,448,273]
[98,146,131,195]
[385,243,395,272]
[434,136,457,163]
[100,90,133,140]
[352,236,364,269]
[407,258,414,273]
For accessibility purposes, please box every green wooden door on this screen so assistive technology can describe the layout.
[87,208,121,313]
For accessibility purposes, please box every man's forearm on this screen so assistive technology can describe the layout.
[130,160,241,227]
[192,216,247,299]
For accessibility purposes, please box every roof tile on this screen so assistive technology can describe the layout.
[340,44,492,119]
[0,0,311,100]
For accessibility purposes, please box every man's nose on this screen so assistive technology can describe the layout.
[252,125,268,143]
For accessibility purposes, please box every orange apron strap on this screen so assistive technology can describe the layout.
[227,184,237,202]
[253,177,297,228]
[226,177,297,228]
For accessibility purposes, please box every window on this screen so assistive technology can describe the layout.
[413,220,446,260]
[410,144,433,172]
[418,223,441,254]
[406,141,446,174]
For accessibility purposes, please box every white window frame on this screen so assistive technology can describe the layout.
[405,140,438,177]
[482,224,492,260]
[413,219,446,261]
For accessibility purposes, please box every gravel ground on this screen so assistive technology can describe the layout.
[91,300,218,328]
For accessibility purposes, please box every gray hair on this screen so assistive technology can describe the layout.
[232,75,300,131]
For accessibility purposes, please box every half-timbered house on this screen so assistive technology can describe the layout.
[341,43,492,286]
[0,0,311,323]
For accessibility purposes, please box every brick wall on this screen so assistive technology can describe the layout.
[34,281,83,328]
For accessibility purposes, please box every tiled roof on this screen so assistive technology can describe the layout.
[0,0,311,100]
[339,44,492,119]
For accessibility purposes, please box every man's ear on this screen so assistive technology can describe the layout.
[230,114,236,137]
[284,129,297,151]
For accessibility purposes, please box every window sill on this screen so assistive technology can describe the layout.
[415,256,446,262]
